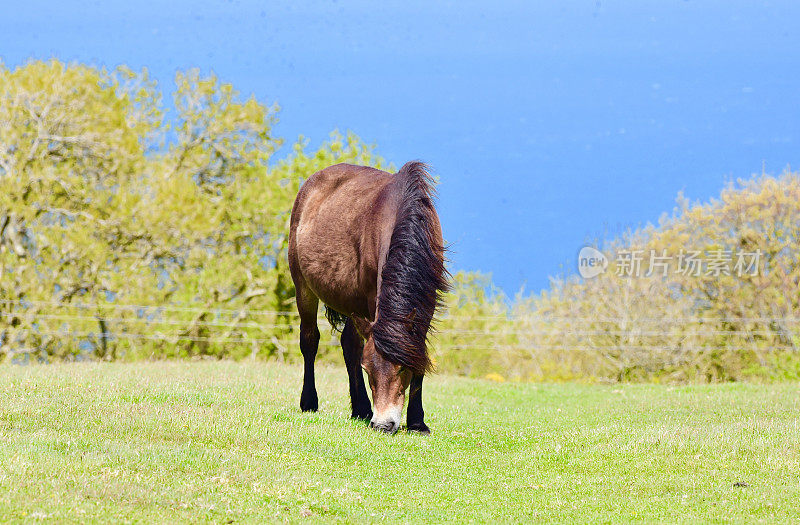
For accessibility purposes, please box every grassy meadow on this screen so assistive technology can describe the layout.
[1,361,799,523]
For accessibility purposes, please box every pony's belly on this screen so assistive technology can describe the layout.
[296,230,373,318]
[303,270,371,319]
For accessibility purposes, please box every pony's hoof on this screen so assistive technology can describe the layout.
[406,424,431,435]
[299,394,318,412]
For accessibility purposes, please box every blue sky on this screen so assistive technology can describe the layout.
[2,0,799,294]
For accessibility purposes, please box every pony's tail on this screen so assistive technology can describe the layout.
[371,161,450,375]
[324,306,348,332]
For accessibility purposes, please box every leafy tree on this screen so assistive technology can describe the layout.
[507,172,800,382]
[0,60,386,361]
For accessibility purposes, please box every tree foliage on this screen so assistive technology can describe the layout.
[454,173,800,383]
[0,60,387,360]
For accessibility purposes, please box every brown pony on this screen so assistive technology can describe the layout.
[288,161,449,434]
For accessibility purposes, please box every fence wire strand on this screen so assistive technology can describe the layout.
[2,300,798,357]
[3,299,800,323]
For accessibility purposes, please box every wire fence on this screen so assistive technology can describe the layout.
[1,311,797,338]
[2,300,799,354]
[3,297,799,384]
[3,299,800,324]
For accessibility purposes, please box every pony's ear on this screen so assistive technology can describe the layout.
[404,309,417,330]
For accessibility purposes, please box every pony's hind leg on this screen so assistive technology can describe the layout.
[341,318,372,421]
[406,374,430,434]
[296,283,320,412]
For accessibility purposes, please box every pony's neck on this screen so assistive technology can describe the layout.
[371,162,449,374]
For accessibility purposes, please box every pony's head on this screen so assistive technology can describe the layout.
[361,333,413,434]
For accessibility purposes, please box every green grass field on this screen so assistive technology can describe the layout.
[1,361,798,523]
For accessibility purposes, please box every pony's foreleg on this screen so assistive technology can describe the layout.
[341,318,372,421]
[297,287,320,412]
[406,374,430,434]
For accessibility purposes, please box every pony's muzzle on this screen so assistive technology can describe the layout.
[370,419,400,434]
[370,405,401,434]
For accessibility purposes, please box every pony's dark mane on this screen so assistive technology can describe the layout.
[371,161,450,374]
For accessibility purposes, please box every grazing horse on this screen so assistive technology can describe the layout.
[288,161,449,434]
